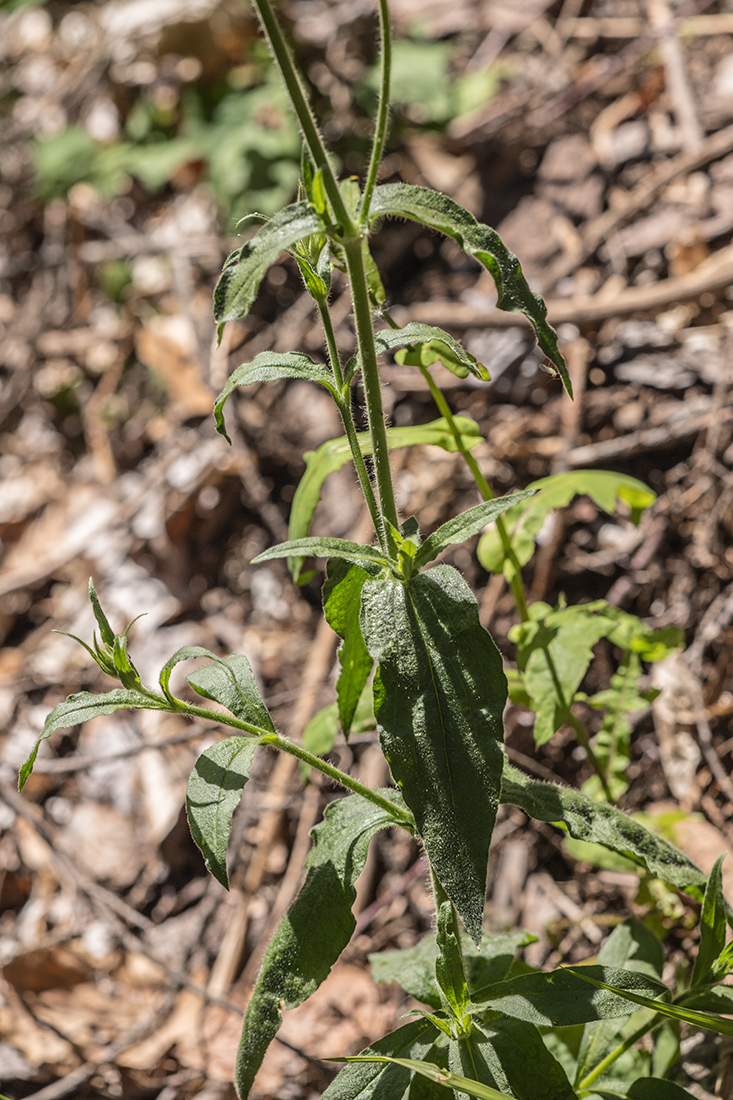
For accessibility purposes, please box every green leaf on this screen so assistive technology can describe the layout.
[288,416,482,581]
[500,763,708,901]
[567,967,733,1037]
[213,201,324,327]
[626,1080,698,1100]
[361,565,507,944]
[691,854,728,986]
[187,654,275,732]
[435,902,471,1029]
[374,322,488,381]
[477,470,656,578]
[213,351,337,444]
[253,536,389,574]
[235,791,405,1099]
[368,184,569,395]
[88,578,115,646]
[323,561,374,735]
[339,1056,516,1100]
[186,735,261,888]
[19,689,165,791]
[681,982,733,1014]
[471,966,667,1026]
[511,602,618,746]
[159,644,219,703]
[301,687,374,782]
[321,1019,446,1100]
[451,1020,578,1100]
[414,490,536,570]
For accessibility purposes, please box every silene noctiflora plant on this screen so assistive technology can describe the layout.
[21,2,733,1097]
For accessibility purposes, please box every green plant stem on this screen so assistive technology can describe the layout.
[576,1014,659,1092]
[317,296,384,546]
[343,236,399,540]
[414,359,530,622]
[431,870,465,961]
[179,701,412,826]
[568,713,614,804]
[361,0,392,220]
[251,0,353,233]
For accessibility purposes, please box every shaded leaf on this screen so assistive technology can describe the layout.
[340,1056,515,1100]
[414,490,536,569]
[435,902,470,1027]
[323,561,374,735]
[451,1019,577,1100]
[627,1080,697,1100]
[187,654,275,732]
[186,735,261,888]
[321,1019,445,1100]
[691,854,728,987]
[374,322,488,380]
[361,565,506,943]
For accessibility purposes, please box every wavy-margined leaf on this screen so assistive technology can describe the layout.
[361,565,507,944]
[187,654,275,732]
[214,351,337,443]
[450,1019,577,1100]
[253,536,389,575]
[500,763,708,901]
[235,791,406,1099]
[186,735,261,888]
[321,1019,447,1100]
[477,469,655,578]
[323,561,374,736]
[339,1055,515,1100]
[471,966,666,1026]
[368,184,569,395]
[374,322,489,380]
[414,490,536,570]
[19,689,165,791]
[288,416,482,581]
[691,854,728,986]
[213,201,323,327]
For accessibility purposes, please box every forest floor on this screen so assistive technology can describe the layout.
[2,0,733,1097]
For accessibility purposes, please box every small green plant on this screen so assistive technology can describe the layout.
[21,3,732,1098]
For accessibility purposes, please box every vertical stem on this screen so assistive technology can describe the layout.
[568,714,614,803]
[251,0,353,232]
[576,1014,659,1091]
[361,0,392,221]
[343,237,399,538]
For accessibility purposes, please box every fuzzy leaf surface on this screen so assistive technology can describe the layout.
[414,490,536,569]
[369,184,569,394]
[323,561,374,735]
[253,536,388,574]
[361,565,506,943]
[374,322,488,380]
[186,735,261,888]
[235,792,404,1099]
[500,764,708,899]
[187,654,275,732]
[214,351,336,443]
[288,417,482,580]
[321,1019,444,1100]
[19,689,165,791]
[691,854,728,986]
[451,1020,577,1100]
[213,202,323,325]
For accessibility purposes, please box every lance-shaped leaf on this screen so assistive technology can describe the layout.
[471,966,667,1026]
[435,902,471,1028]
[339,1056,516,1100]
[374,322,488,381]
[361,565,507,944]
[323,561,374,735]
[321,1019,446,1100]
[187,654,275,732]
[288,416,482,581]
[186,735,261,888]
[500,763,708,901]
[235,791,405,1099]
[450,1020,577,1100]
[368,184,570,395]
[691,854,728,986]
[213,201,324,327]
[19,689,166,791]
[253,536,389,575]
[414,489,536,570]
[214,351,337,444]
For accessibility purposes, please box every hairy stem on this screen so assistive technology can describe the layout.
[361,0,392,220]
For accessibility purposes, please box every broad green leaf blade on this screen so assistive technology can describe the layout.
[567,967,733,1037]
[213,201,324,326]
[361,565,507,944]
[288,417,482,581]
[680,982,733,1014]
[451,1020,577,1100]
[341,1057,515,1100]
[214,351,336,443]
[186,735,261,888]
[235,792,405,1099]
[691,854,728,987]
[471,966,666,1026]
[253,537,389,574]
[369,184,569,395]
[627,1080,698,1100]
[19,689,164,791]
[435,902,471,1024]
[414,490,536,570]
[187,654,275,732]
[374,322,488,381]
[323,561,374,735]
[500,763,708,901]
[477,470,655,577]
[321,1019,445,1100]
